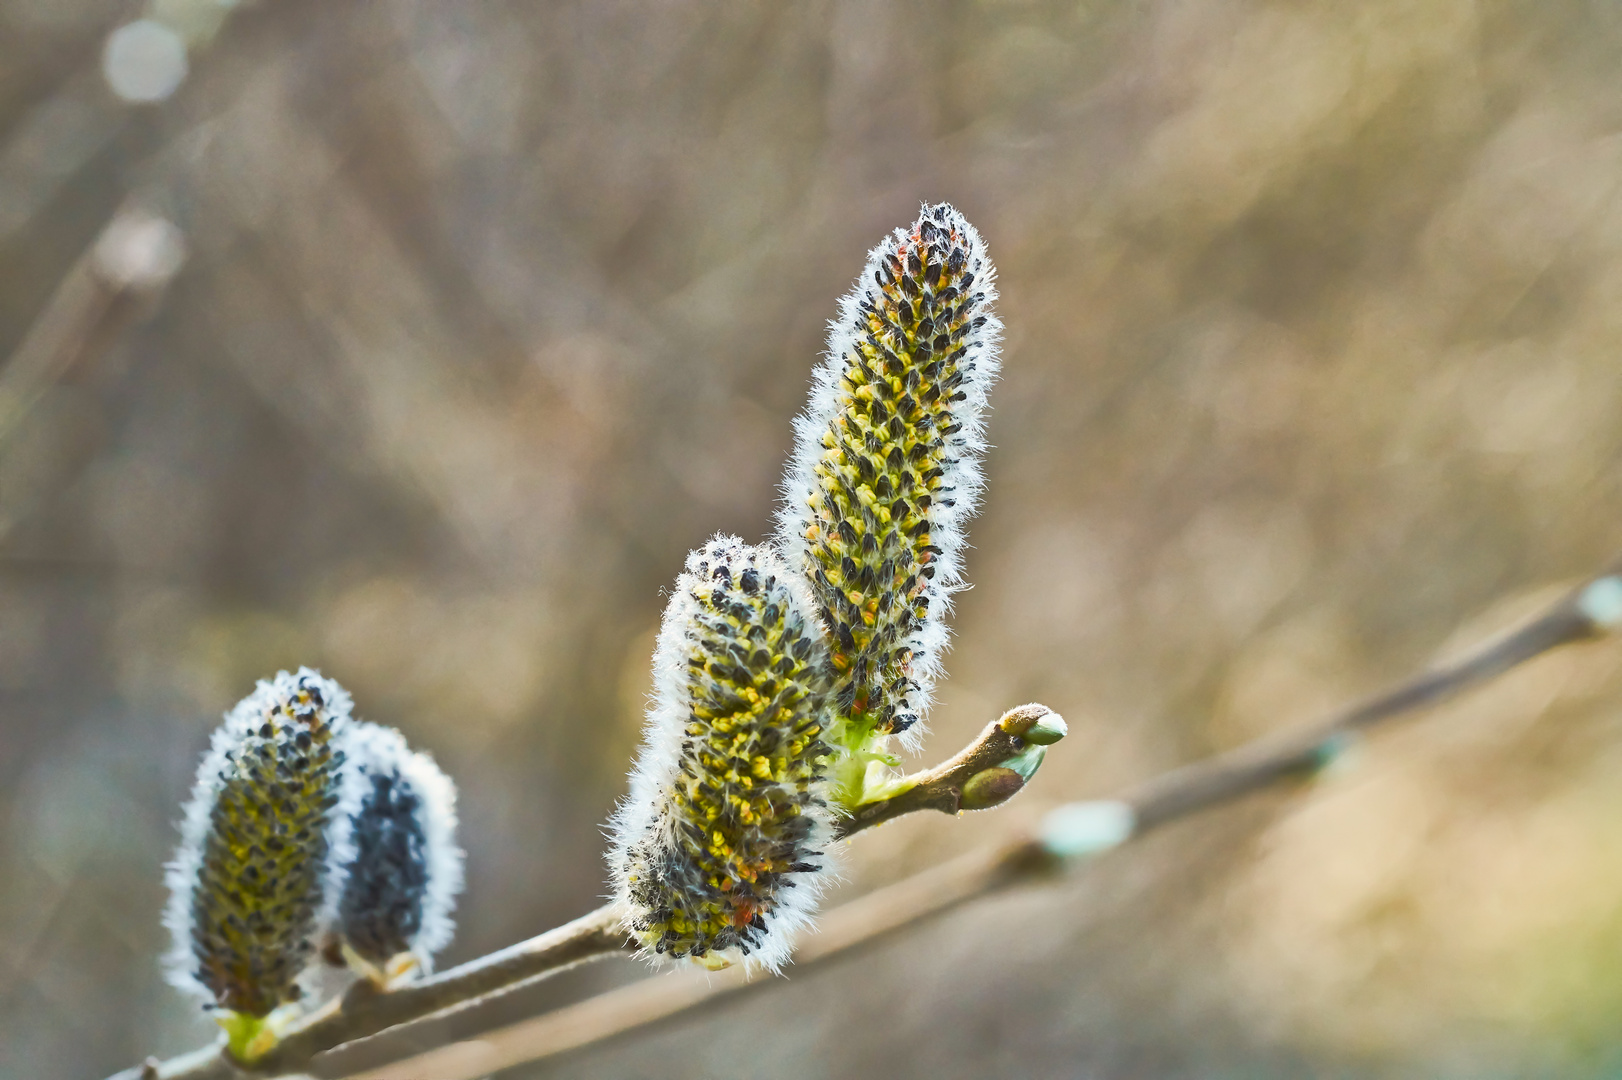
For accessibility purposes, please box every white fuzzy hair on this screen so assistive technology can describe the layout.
[162,668,360,1004]
[608,535,841,973]
[774,202,1003,750]
[337,721,465,971]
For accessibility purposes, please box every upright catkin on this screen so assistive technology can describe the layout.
[611,536,836,970]
[164,669,353,1017]
[777,203,1002,777]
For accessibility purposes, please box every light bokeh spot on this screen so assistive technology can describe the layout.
[102,20,189,104]
[1041,800,1136,859]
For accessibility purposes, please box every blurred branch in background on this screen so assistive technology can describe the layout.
[330,562,1622,1080]
[0,206,185,540]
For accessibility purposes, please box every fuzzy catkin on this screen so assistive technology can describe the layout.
[611,536,836,970]
[334,723,463,976]
[777,203,1001,750]
[164,670,353,1016]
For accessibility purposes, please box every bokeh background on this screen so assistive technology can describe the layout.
[6,0,1622,1077]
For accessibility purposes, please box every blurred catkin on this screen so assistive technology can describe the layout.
[611,536,836,970]
[777,203,1002,798]
[164,669,352,1018]
[334,722,463,981]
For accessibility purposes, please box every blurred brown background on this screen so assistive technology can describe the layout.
[5,1,1622,1077]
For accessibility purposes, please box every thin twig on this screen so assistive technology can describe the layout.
[1121,570,1613,830]
[0,206,186,541]
[337,841,1046,1080]
[0,207,185,447]
[113,565,1622,1080]
[354,562,1622,1080]
[107,703,1066,1080]
[107,907,625,1080]
[835,702,1065,837]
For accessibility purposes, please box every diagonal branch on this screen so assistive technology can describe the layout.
[112,907,628,1080]
[337,841,1043,1080]
[113,563,1622,1080]
[108,703,1066,1080]
[347,563,1622,1080]
[1121,567,1616,831]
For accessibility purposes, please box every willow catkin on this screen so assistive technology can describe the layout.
[777,203,1001,762]
[333,722,463,980]
[611,536,836,970]
[164,670,353,1017]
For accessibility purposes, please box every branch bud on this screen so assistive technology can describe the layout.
[960,741,1048,811]
[997,703,1067,745]
[960,767,1023,810]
